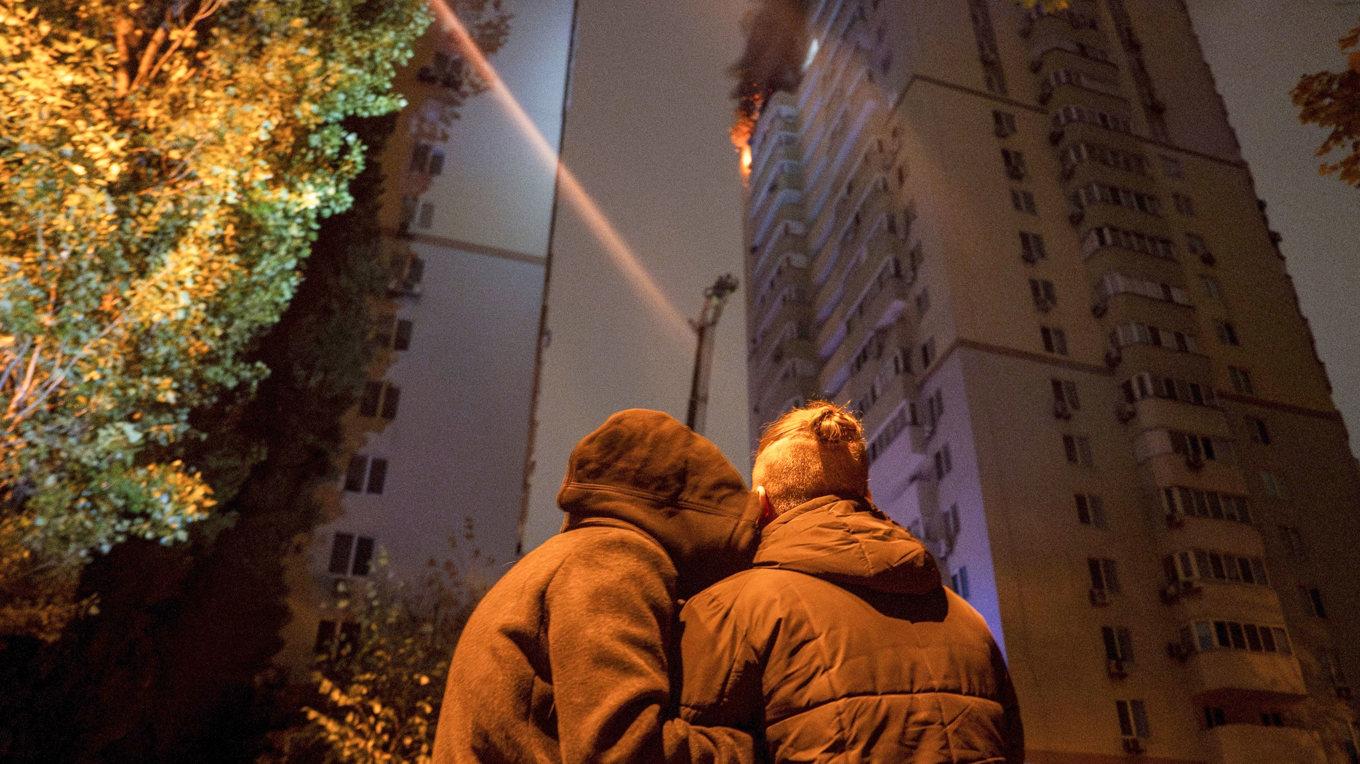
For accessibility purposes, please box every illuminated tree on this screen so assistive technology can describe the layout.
[1294,22,1360,188]
[265,534,492,764]
[0,0,432,636]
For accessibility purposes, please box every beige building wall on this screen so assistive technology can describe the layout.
[278,6,573,673]
[741,0,1359,760]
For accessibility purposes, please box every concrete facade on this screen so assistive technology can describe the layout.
[739,1,1360,760]
[278,5,573,672]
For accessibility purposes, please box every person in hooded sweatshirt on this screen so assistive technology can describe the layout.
[677,401,1025,763]
[432,408,763,763]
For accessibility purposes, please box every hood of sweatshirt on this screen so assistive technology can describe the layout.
[754,495,941,594]
[557,409,762,598]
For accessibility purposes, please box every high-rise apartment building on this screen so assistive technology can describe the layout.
[738,1,1360,760]
[278,6,574,672]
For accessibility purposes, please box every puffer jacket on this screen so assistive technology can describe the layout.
[678,495,1024,763]
[433,409,762,763]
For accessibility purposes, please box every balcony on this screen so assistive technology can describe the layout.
[752,226,808,285]
[752,195,806,248]
[1182,650,1308,704]
[753,361,819,415]
[1201,724,1325,763]
[1160,579,1287,629]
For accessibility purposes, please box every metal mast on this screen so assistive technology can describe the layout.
[685,274,740,434]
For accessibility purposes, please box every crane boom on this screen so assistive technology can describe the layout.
[685,273,739,434]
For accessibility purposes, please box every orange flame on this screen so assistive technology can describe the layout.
[730,90,763,184]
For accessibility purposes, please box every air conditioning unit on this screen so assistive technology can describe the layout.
[1089,587,1110,607]
[1049,128,1065,146]
[1053,400,1072,420]
[1106,658,1128,678]
[1091,301,1108,318]
[1122,736,1145,754]
[1069,209,1085,227]
[1166,642,1190,661]
[1104,350,1122,369]
[1164,511,1185,529]
[1115,402,1136,424]
[1159,582,1182,604]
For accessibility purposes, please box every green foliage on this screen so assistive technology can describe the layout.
[1294,24,1360,188]
[0,0,430,635]
[266,535,491,764]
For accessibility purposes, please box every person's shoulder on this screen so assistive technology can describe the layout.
[684,566,806,613]
[539,525,675,591]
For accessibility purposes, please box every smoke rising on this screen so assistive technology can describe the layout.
[730,0,810,131]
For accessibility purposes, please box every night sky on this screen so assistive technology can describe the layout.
[520,2,1360,550]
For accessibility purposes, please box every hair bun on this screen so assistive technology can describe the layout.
[811,408,861,444]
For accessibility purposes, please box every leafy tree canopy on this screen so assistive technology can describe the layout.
[0,0,430,636]
[1295,23,1360,187]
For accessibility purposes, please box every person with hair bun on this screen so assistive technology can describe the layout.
[677,401,1024,762]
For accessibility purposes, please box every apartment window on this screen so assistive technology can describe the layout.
[1102,626,1135,663]
[314,619,361,655]
[993,109,1018,137]
[1001,148,1027,180]
[1302,586,1328,619]
[1186,233,1212,261]
[924,387,945,429]
[915,288,930,316]
[343,454,388,495]
[1160,154,1185,178]
[1116,700,1149,738]
[1215,321,1241,346]
[1278,525,1308,560]
[1246,415,1271,445]
[1019,231,1047,262]
[1052,378,1080,410]
[951,566,971,599]
[358,381,400,421]
[1200,274,1222,300]
[1228,366,1254,395]
[427,148,445,176]
[1064,434,1094,466]
[416,201,435,229]
[944,504,961,537]
[1075,493,1107,528]
[1088,558,1120,596]
[1011,188,1037,214]
[1029,278,1056,309]
[1170,548,1269,586]
[921,337,936,368]
[391,318,414,351]
[933,444,953,479]
[410,142,431,172]
[327,532,375,576]
[1041,326,1068,355]
[1162,486,1251,524]
[1172,193,1196,217]
[1259,470,1282,497]
[1180,619,1291,655]
[1319,649,1349,688]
